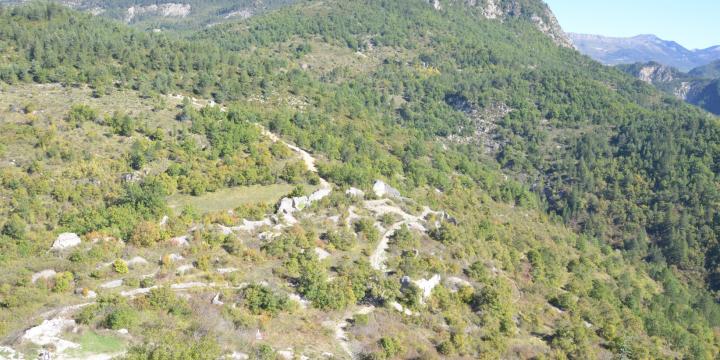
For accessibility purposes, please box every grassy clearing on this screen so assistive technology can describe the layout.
[65,331,126,357]
[167,183,298,214]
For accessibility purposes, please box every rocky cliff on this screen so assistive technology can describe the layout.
[429,0,573,48]
[618,61,720,115]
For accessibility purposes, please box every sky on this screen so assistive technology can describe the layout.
[544,0,720,50]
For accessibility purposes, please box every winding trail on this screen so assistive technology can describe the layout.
[364,200,438,271]
[331,306,375,358]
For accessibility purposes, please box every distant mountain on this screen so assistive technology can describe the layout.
[570,33,720,71]
[617,61,720,115]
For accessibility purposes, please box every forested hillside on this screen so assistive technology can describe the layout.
[0,1,719,359]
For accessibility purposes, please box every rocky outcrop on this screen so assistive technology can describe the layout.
[431,0,572,48]
[126,3,191,23]
[618,62,720,115]
[530,9,573,48]
[52,233,81,250]
[445,94,510,153]
[373,180,401,199]
[633,62,678,84]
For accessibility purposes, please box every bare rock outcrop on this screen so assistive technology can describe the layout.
[52,233,81,250]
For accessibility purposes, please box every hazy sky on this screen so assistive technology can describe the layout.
[544,0,720,49]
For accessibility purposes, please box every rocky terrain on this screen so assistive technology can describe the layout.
[1,1,720,358]
[438,0,572,47]
[617,61,720,115]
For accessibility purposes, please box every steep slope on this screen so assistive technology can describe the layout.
[689,60,720,79]
[570,33,720,71]
[0,0,297,30]
[0,1,719,359]
[617,61,720,115]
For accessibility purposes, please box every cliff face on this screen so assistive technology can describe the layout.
[622,62,681,84]
[618,61,720,115]
[429,0,573,48]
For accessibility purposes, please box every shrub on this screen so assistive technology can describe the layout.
[129,221,161,247]
[355,218,379,243]
[66,104,97,124]
[242,284,289,315]
[1,215,26,239]
[389,225,418,249]
[379,337,403,359]
[195,254,211,271]
[75,304,98,325]
[326,229,356,251]
[105,307,137,330]
[465,261,490,282]
[113,259,129,274]
[139,277,155,288]
[53,272,74,293]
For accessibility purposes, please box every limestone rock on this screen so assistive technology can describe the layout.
[309,187,332,202]
[52,233,81,250]
[345,187,365,198]
[314,247,331,260]
[373,180,401,199]
[212,293,224,305]
[100,279,123,289]
[414,274,442,303]
[169,235,189,247]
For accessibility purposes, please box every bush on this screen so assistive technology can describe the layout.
[355,218,379,243]
[124,337,221,360]
[139,277,155,288]
[551,293,578,312]
[75,304,98,325]
[379,337,403,359]
[389,225,417,249]
[195,254,211,271]
[105,307,137,330]
[1,215,26,239]
[129,221,162,247]
[243,284,289,315]
[465,261,489,282]
[326,229,356,251]
[53,272,74,293]
[113,259,129,274]
[66,104,97,124]
[147,287,190,316]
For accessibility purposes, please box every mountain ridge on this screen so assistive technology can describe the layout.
[570,32,720,70]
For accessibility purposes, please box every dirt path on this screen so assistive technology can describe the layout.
[332,305,375,358]
[364,199,431,271]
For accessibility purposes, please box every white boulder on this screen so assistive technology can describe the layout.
[176,264,194,275]
[52,233,81,250]
[414,274,442,303]
[373,180,401,199]
[345,187,365,197]
[314,247,331,260]
[309,188,332,202]
[100,279,123,289]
